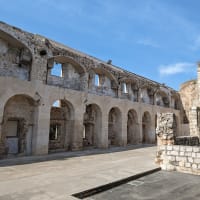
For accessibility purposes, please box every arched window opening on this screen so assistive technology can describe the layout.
[83,104,102,148]
[2,95,36,156]
[49,99,74,152]
[127,109,139,144]
[142,111,152,144]
[49,124,61,140]
[108,107,122,146]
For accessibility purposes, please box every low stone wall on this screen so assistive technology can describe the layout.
[156,112,200,175]
[158,145,200,175]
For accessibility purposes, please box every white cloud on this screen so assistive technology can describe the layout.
[137,38,159,48]
[159,62,196,76]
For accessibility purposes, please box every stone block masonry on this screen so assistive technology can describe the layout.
[156,112,200,175]
[158,145,200,175]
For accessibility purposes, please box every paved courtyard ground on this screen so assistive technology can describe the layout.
[0,145,157,200]
[87,171,200,200]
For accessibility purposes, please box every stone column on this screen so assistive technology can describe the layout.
[31,55,50,84]
[155,113,176,164]
[189,107,200,137]
[0,123,5,158]
[32,104,51,155]
[97,110,108,148]
[118,89,122,99]
[121,112,127,146]
[138,112,143,143]
[81,72,89,92]
[156,113,176,145]
[71,105,84,151]
[71,118,84,151]
[0,110,6,157]
[0,98,4,138]
[0,116,2,140]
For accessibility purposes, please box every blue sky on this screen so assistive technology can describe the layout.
[0,0,200,90]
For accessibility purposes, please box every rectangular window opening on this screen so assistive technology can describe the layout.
[123,83,128,93]
[51,62,63,77]
[83,126,86,139]
[49,124,61,140]
[53,100,60,107]
[95,74,100,86]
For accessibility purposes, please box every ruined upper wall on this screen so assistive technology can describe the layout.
[0,22,172,86]
[0,21,180,108]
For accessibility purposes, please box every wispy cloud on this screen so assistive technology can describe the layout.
[159,62,196,76]
[137,38,159,48]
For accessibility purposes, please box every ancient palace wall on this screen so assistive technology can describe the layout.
[0,22,182,158]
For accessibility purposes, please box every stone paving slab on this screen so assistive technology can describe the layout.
[0,145,157,200]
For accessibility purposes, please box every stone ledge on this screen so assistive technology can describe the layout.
[175,136,199,146]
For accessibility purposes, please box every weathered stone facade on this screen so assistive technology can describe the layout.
[156,113,176,146]
[0,22,182,158]
[179,63,200,137]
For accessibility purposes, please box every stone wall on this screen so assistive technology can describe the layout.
[158,145,200,175]
[0,21,183,158]
[179,80,197,123]
[156,112,176,146]
[156,112,200,175]
[0,21,181,109]
[0,38,31,81]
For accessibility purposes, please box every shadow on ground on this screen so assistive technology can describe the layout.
[0,144,155,167]
[84,171,200,200]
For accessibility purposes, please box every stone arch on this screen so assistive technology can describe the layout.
[140,85,154,105]
[47,56,87,90]
[127,109,139,144]
[119,78,139,101]
[0,29,33,56]
[1,94,36,156]
[49,55,86,74]
[83,104,102,148]
[171,93,180,110]
[130,81,139,102]
[0,30,32,81]
[93,67,118,86]
[155,90,170,107]
[49,99,74,152]
[88,67,118,97]
[108,107,122,146]
[142,111,152,144]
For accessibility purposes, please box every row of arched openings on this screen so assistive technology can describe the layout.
[48,56,180,109]
[49,100,154,151]
[2,95,177,155]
